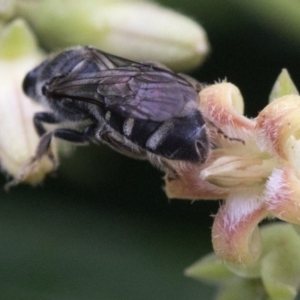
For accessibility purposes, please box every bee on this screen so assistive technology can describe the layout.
[23,46,209,174]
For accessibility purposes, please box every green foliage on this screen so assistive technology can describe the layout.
[186,224,300,300]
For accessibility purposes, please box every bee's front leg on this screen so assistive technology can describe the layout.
[33,112,97,160]
[34,128,91,161]
[33,112,61,136]
[5,123,96,190]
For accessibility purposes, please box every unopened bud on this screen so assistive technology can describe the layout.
[0,19,57,188]
[15,0,209,71]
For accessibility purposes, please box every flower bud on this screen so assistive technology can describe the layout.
[0,0,15,21]
[269,69,299,102]
[0,19,57,188]
[15,0,209,71]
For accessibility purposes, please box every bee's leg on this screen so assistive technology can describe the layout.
[99,130,147,159]
[35,128,90,160]
[146,154,179,178]
[33,112,61,136]
[100,129,178,177]
[5,127,91,190]
[160,161,179,178]
[33,114,98,160]
[206,120,245,146]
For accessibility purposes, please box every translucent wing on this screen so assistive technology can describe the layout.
[46,49,200,122]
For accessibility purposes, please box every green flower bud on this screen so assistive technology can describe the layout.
[269,69,299,102]
[0,0,15,21]
[15,0,209,71]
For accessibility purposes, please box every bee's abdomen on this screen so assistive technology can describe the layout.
[104,110,162,146]
[104,108,208,162]
[146,111,208,162]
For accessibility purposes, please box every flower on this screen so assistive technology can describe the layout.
[165,70,300,263]
[0,19,58,188]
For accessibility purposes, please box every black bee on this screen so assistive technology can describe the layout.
[23,46,209,172]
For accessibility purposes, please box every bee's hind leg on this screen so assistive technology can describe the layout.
[99,129,147,159]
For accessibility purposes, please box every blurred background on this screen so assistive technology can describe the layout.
[2,0,300,299]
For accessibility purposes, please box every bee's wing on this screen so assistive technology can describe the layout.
[48,67,199,122]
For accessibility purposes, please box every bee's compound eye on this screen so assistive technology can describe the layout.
[22,70,37,97]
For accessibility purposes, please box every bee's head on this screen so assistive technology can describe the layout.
[23,68,38,99]
[22,57,51,103]
[23,46,90,103]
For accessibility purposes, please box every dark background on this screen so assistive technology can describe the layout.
[2,1,300,299]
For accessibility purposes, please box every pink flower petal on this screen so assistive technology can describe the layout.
[199,83,255,137]
[265,166,300,224]
[256,95,300,160]
[212,195,268,263]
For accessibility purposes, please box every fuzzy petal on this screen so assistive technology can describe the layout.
[256,95,300,161]
[212,193,268,263]
[199,83,255,139]
[265,166,300,224]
